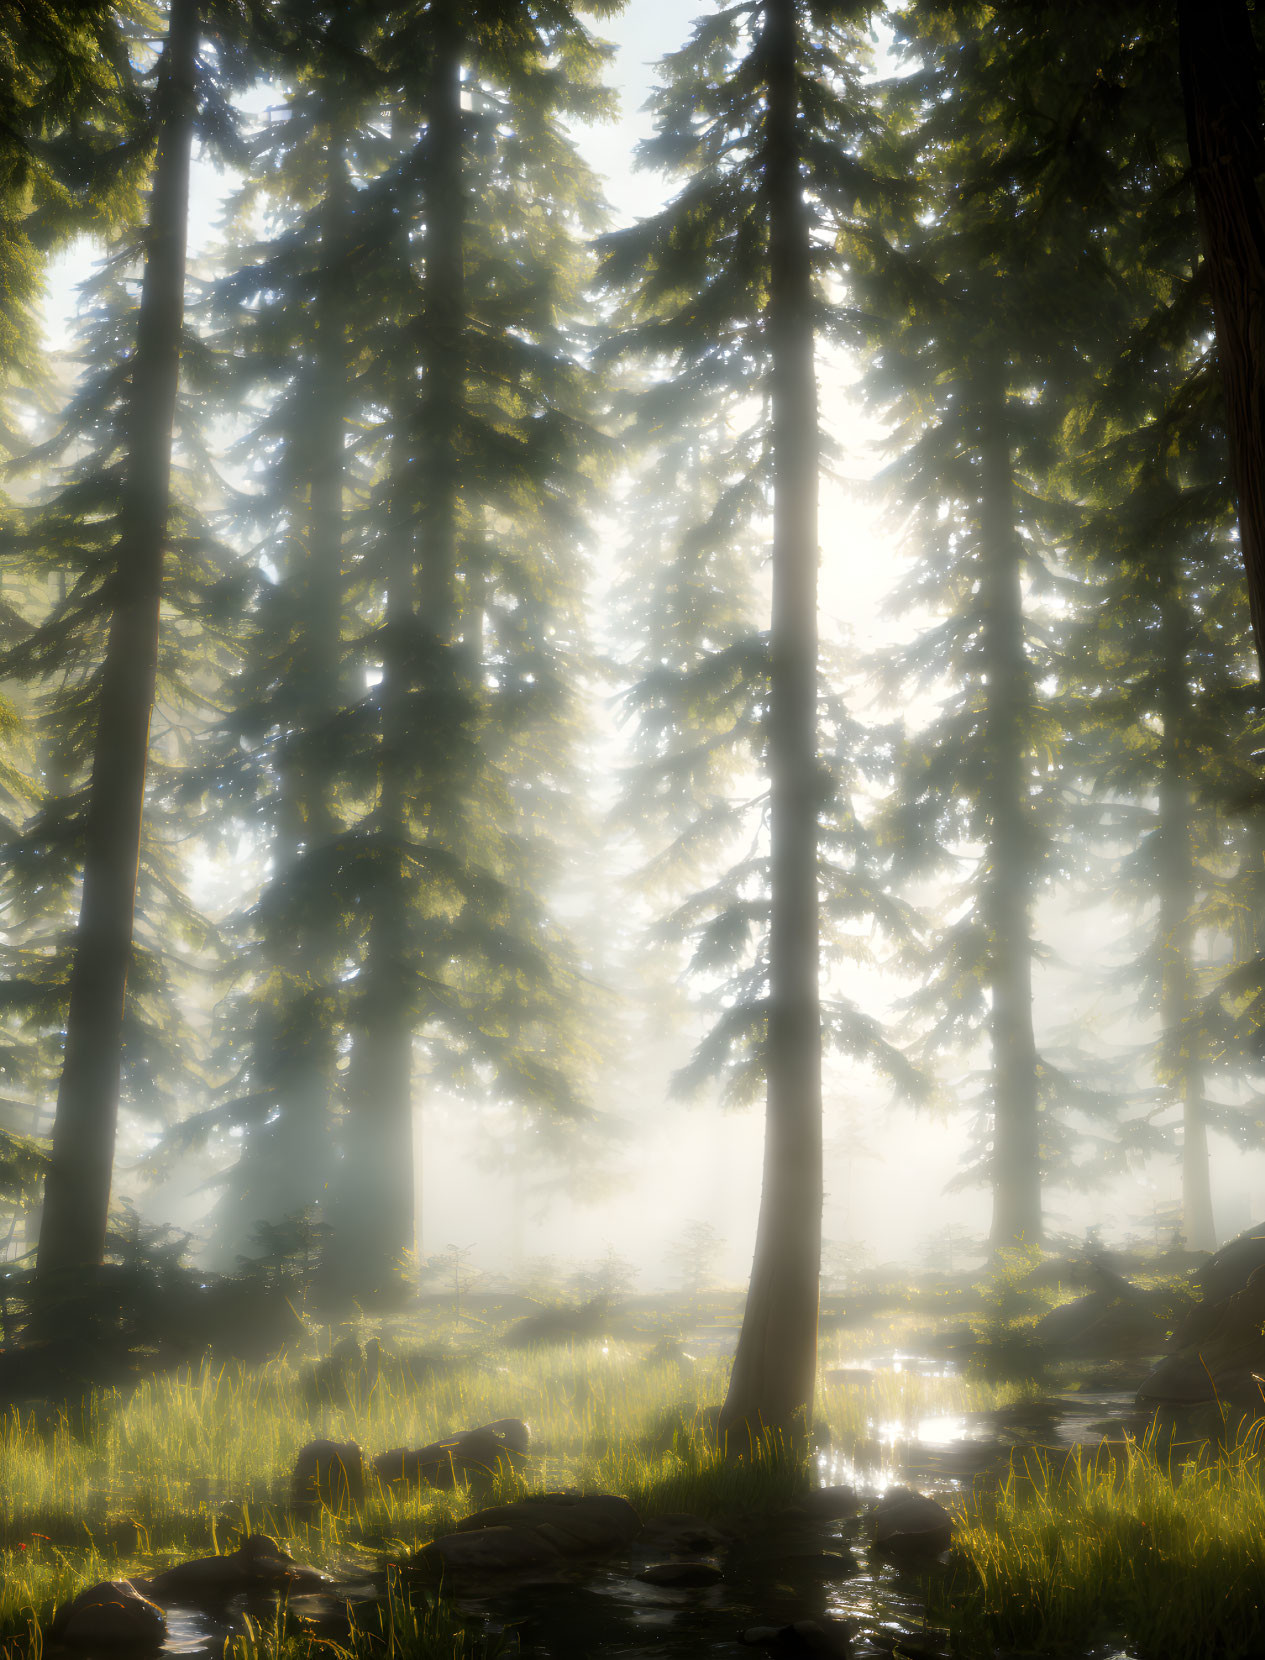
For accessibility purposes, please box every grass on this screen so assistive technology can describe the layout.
[938,1417,1265,1660]
[0,1334,807,1649]
[226,1570,508,1660]
[0,1275,1240,1660]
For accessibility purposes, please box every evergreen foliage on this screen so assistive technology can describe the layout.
[189,0,619,1295]
[3,0,1265,1344]
[601,0,916,1429]
[601,3,911,1114]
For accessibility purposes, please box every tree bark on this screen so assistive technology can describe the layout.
[332,474,416,1295]
[1176,0,1265,678]
[978,377,1043,1250]
[333,19,466,1297]
[36,0,198,1281]
[719,0,822,1441]
[1156,590,1216,1250]
[418,0,464,646]
[226,114,351,1260]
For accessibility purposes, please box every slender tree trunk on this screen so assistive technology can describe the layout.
[37,0,197,1281]
[1176,0,1265,677]
[334,452,416,1291]
[978,377,1043,1250]
[418,0,463,644]
[332,6,467,1297]
[720,0,822,1441]
[1156,591,1215,1250]
[228,120,351,1260]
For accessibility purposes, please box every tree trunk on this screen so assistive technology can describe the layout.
[332,22,466,1297]
[978,377,1043,1250]
[227,117,351,1260]
[719,0,822,1441]
[1176,0,1265,678]
[1156,590,1216,1250]
[36,0,197,1281]
[418,0,463,645]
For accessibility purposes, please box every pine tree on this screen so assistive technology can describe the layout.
[321,0,615,1298]
[0,2,141,1208]
[859,1,1141,1247]
[1052,3,1265,1250]
[877,0,1265,1247]
[0,1,140,381]
[1175,0,1265,674]
[193,0,615,1296]
[600,0,912,1434]
[0,0,265,1283]
[186,5,384,1263]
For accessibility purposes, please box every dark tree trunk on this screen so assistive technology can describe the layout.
[978,378,1043,1250]
[418,0,464,645]
[333,498,416,1296]
[1156,591,1215,1250]
[334,17,466,1296]
[720,0,822,1440]
[228,119,351,1257]
[1176,0,1265,677]
[37,0,198,1281]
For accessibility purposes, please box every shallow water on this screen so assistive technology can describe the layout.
[449,1360,1150,1659]
[98,1355,1152,1660]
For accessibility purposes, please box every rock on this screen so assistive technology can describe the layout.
[412,1525,563,1579]
[893,1630,949,1659]
[55,1580,167,1647]
[636,1561,723,1586]
[485,1416,532,1454]
[1135,1353,1216,1405]
[506,1298,610,1347]
[870,1489,953,1555]
[1138,1267,1265,1406]
[458,1492,641,1554]
[1192,1224,1265,1310]
[187,1281,307,1362]
[1033,1289,1169,1360]
[795,1484,860,1519]
[373,1419,529,1488]
[638,1513,730,1553]
[413,1491,641,1584]
[1032,1291,1113,1348]
[291,1439,366,1510]
[741,1618,853,1656]
[147,1535,330,1602]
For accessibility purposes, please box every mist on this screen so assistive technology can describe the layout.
[4,4,1265,1656]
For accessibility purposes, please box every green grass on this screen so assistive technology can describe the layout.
[226,1570,506,1660]
[0,1336,805,1646]
[938,1418,1265,1660]
[0,1286,1242,1660]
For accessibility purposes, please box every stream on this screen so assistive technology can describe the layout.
[450,1358,1145,1660]
[109,1350,1151,1660]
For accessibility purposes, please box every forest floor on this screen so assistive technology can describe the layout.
[0,1275,1257,1660]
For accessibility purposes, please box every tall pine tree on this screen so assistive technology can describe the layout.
[601,0,912,1434]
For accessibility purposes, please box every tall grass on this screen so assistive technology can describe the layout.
[226,1570,505,1660]
[0,1340,805,1644]
[940,1419,1265,1660]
